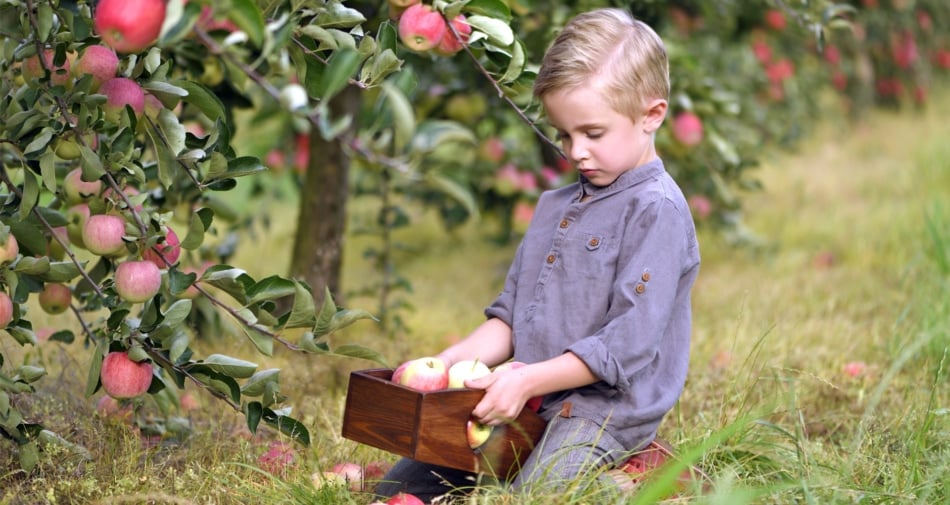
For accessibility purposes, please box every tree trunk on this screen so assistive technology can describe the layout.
[290,85,361,305]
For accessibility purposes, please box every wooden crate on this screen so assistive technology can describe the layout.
[341,368,547,478]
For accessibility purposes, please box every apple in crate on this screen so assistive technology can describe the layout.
[466,418,494,450]
[391,357,448,391]
[447,359,491,388]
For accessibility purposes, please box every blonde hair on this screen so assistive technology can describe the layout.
[533,8,669,119]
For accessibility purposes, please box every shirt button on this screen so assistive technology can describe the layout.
[559,220,569,228]
[546,254,556,264]
[588,238,599,247]
[641,271,651,282]
[635,283,646,294]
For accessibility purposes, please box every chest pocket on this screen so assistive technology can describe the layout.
[563,232,617,279]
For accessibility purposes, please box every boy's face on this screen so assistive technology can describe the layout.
[542,84,664,187]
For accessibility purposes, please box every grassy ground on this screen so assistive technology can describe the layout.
[2,89,949,504]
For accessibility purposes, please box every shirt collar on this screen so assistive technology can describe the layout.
[576,158,666,200]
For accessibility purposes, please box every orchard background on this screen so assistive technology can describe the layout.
[1,0,949,503]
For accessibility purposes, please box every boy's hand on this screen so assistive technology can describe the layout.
[466,368,531,426]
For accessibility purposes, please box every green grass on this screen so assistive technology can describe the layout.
[3,89,950,504]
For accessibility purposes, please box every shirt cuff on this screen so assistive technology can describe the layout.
[565,337,631,394]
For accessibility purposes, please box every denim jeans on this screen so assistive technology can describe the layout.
[374,414,632,503]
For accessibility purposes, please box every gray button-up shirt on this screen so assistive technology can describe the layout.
[485,158,700,450]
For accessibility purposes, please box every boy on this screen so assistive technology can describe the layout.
[376,7,700,502]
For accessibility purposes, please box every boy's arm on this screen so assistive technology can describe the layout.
[435,317,514,369]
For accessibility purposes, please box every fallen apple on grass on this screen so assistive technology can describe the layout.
[386,493,425,505]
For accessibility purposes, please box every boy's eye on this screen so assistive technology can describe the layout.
[554,131,569,141]
[587,131,603,139]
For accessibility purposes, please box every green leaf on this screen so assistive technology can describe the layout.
[173,80,227,122]
[39,151,56,193]
[320,48,361,101]
[24,128,52,156]
[160,299,193,330]
[425,173,479,219]
[228,0,266,47]
[380,82,414,153]
[85,344,105,397]
[181,207,211,250]
[331,343,388,366]
[12,256,51,276]
[146,121,180,189]
[19,170,39,218]
[410,120,477,153]
[263,410,310,446]
[43,261,83,283]
[329,308,377,333]
[15,365,46,383]
[466,15,514,47]
[284,281,316,329]
[18,441,39,472]
[201,354,258,379]
[226,156,267,178]
[79,144,105,180]
[462,0,511,20]
[499,39,526,84]
[312,287,337,336]
[241,369,280,397]
[246,276,296,305]
[315,1,367,28]
[241,325,274,357]
[245,401,263,433]
[6,326,37,346]
[36,3,53,41]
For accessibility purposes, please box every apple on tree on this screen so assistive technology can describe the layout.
[0,231,18,264]
[392,356,448,391]
[0,292,14,329]
[94,0,167,54]
[99,77,146,123]
[447,359,491,388]
[38,283,72,315]
[114,259,163,303]
[100,351,153,399]
[433,14,472,57]
[397,3,447,53]
[82,213,128,256]
[142,227,181,269]
[671,111,704,147]
[72,44,119,91]
[62,168,103,203]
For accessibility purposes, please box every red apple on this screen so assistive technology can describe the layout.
[392,357,448,391]
[386,492,425,505]
[82,214,128,256]
[671,112,704,147]
[434,14,472,56]
[38,283,71,314]
[330,462,364,492]
[477,137,506,163]
[0,292,14,328]
[398,4,447,53]
[100,351,153,399]
[96,394,134,422]
[763,9,786,31]
[21,48,73,86]
[143,227,181,269]
[0,233,18,264]
[447,359,491,388]
[115,259,162,303]
[63,168,103,203]
[179,391,199,411]
[687,194,712,219]
[258,440,297,475]
[73,44,119,91]
[99,77,146,122]
[94,0,167,54]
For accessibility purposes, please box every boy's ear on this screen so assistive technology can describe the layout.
[642,98,668,134]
